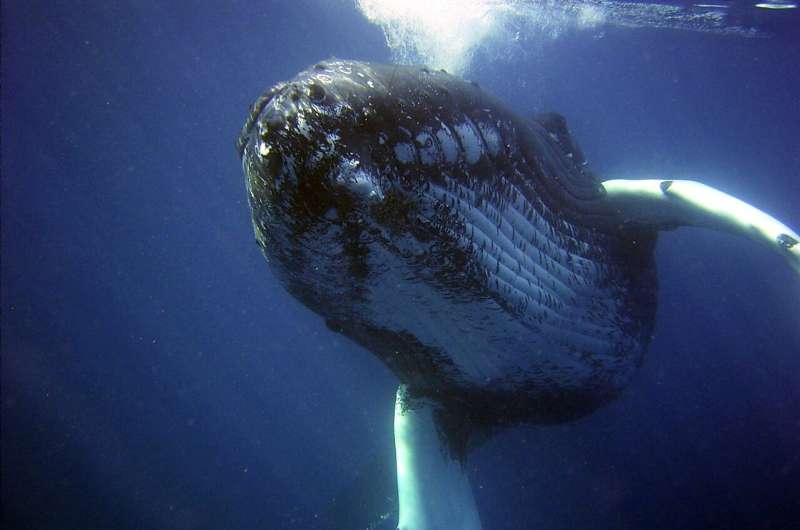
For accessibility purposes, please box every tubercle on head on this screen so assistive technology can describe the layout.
[777,233,798,250]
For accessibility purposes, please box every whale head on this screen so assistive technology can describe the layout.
[238,60,658,432]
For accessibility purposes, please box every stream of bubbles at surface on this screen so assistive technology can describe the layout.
[355,0,795,74]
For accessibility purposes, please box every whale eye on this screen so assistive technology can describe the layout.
[308,83,326,103]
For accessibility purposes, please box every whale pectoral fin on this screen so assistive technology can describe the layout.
[394,385,483,530]
[601,179,800,274]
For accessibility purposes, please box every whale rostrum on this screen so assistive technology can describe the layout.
[238,60,799,530]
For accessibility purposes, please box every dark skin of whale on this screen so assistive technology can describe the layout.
[238,60,658,446]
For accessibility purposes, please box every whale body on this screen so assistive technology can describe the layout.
[238,61,658,430]
[238,60,799,529]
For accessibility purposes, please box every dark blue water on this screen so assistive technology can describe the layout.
[2,2,798,529]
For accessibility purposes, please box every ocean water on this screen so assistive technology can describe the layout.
[2,1,799,529]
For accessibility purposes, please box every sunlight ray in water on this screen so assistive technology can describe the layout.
[355,0,774,74]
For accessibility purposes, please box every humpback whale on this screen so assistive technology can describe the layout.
[237,60,799,530]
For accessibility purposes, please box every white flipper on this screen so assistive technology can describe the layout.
[394,385,483,530]
[602,179,800,274]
